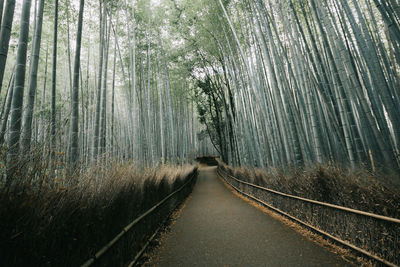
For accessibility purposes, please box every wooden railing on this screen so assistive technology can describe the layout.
[217,167,400,267]
[81,169,197,267]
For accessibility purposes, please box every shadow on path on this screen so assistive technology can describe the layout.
[148,166,351,266]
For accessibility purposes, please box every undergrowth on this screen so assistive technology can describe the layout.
[0,153,197,266]
[219,162,400,218]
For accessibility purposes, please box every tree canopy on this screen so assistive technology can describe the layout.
[0,0,399,181]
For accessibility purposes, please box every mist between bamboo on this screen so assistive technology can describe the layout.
[0,120,197,191]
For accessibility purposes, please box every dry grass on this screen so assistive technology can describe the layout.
[0,151,197,267]
[218,161,400,265]
[219,162,400,218]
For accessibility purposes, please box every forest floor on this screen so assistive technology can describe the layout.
[143,166,354,266]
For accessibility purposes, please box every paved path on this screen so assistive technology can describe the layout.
[149,166,351,266]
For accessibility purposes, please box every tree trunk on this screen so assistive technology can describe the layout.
[50,0,58,176]
[0,0,16,95]
[100,14,111,156]
[21,0,45,154]
[0,70,14,145]
[111,26,116,158]
[92,1,105,160]
[6,0,32,179]
[0,0,4,28]
[69,0,85,167]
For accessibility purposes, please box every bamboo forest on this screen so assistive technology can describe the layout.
[0,0,399,266]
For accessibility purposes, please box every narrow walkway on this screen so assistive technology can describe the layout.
[148,166,351,266]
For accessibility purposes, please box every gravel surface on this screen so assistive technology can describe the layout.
[148,166,352,267]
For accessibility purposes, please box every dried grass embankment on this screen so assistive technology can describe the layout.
[0,162,197,266]
[218,162,400,265]
[219,162,400,217]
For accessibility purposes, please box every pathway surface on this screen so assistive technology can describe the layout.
[148,166,351,266]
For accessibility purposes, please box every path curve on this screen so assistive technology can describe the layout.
[147,166,352,266]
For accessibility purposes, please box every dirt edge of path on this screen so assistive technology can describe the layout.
[138,193,195,266]
[218,175,373,267]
